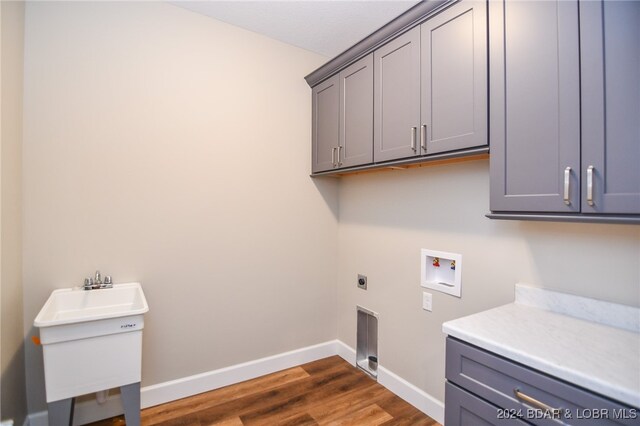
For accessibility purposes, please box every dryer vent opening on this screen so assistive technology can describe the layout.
[356,306,378,378]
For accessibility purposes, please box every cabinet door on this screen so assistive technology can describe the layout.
[580,0,640,214]
[420,0,487,155]
[338,54,373,169]
[374,27,421,162]
[489,0,581,212]
[311,75,339,173]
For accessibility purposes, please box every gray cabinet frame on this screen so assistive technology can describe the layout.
[311,75,340,173]
[339,54,374,169]
[580,0,640,214]
[420,0,487,155]
[489,0,581,213]
[489,0,640,222]
[373,27,421,163]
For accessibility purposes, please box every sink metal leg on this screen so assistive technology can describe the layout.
[121,382,141,426]
[48,397,75,426]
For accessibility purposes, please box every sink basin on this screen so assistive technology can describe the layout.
[34,282,149,403]
[34,282,148,327]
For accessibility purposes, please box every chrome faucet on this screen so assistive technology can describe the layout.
[82,271,113,290]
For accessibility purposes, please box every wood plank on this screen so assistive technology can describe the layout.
[324,403,393,426]
[198,364,355,424]
[201,417,244,426]
[143,367,310,425]
[151,413,201,426]
[241,370,375,425]
[299,355,346,375]
[271,413,319,426]
[307,382,387,423]
[87,357,441,426]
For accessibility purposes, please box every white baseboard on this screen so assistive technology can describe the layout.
[141,339,338,408]
[334,341,444,425]
[379,366,444,424]
[28,340,338,426]
[335,339,356,364]
[28,339,444,425]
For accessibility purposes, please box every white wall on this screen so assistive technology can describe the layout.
[1,1,27,423]
[22,2,337,413]
[337,160,640,402]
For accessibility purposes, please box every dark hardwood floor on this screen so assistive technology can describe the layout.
[88,356,440,426]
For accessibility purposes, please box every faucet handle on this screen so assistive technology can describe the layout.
[104,276,112,285]
[83,277,94,290]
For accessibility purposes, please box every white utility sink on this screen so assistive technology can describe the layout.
[34,282,148,404]
[35,282,148,328]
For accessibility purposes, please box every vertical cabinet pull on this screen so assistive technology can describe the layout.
[338,146,343,166]
[332,147,337,168]
[410,127,417,152]
[420,125,427,152]
[563,167,571,205]
[587,165,595,206]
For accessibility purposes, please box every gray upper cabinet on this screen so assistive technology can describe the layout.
[309,0,489,176]
[311,75,339,173]
[489,0,640,220]
[420,0,487,155]
[489,0,581,213]
[339,54,374,169]
[374,27,421,163]
[374,0,487,163]
[580,0,640,214]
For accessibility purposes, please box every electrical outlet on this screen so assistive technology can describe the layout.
[357,274,367,290]
[422,292,432,312]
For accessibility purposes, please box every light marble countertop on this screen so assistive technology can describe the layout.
[442,285,640,408]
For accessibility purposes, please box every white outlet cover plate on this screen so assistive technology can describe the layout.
[421,249,462,297]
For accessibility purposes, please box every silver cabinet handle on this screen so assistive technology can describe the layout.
[514,389,561,418]
[332,147,337,168]
[420,124,427,152]
[410,127,417,152]
[587,165,594,206]
[338,146,343,166]
[563,167,571,205]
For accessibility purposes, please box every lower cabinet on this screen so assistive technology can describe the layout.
[445,338,637,426]
[446,382,530,426]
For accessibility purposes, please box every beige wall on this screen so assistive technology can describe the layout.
[22,2,337,413]
[19,0,640,418]
[337,160,640,402]
[1,1,27,423]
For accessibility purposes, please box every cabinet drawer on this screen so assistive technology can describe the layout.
[446,337,638,426]
[446,381,531,426]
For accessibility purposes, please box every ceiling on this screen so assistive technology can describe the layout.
[170,1,421,58]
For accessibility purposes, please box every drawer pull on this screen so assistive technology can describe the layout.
[514,388,561,418]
